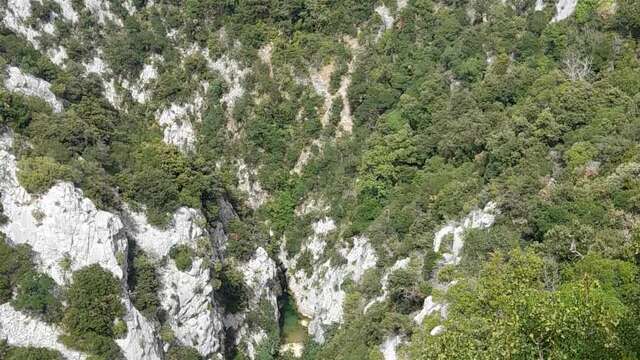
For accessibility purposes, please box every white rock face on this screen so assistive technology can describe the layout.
[414,202,498,329]
[0,131,168,360]
[229,247,280,360]
[179,45,248,113]
[130,207,225,358]
[380,334,404,360]
[535,0,545,11]
[4,66,63,113]
[280,343,304,358]
[430,325,445,336]
[413,295,447,325]
[128,63,158,103]
[552,0,578,22]
[155,96,203,152]
[84,0,123,25]
[209,55,248,109]
[282,235,377,343]
[295,197,330,217]
[241,247,280,320]
[2,0,41,47]
[376,5,395,30]
[159,258,225,357]
[47,46,68,67]
[53,0,79,22]
[0,133,126,284]
[116,300,162,360]
[237,159,268,210]
[131,207,206,258]
[0,304,86,360]
[84,57,109,76]
[306,217,336,260]
[432,202,497,266]
[292,139,323,175]
[364,257,411,313]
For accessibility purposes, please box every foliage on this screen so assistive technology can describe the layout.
[12,271,62,323]
[61,265,125,359]
[407,250,640,359]
[169,244,194,272]
[166,346,202,360]
[0,235,34,304]
[0,340,63,360]
[17,156,75,194]
[216,263,248,314]
[127,248,160,318]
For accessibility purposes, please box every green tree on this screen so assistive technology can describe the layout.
[61,265,124,359]
[408,250,637,359]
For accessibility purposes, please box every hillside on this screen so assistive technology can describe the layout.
[1,0,640,359]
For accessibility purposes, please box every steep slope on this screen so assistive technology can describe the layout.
[2,0,640,359]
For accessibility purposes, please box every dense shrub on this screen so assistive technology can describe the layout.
[61,265,124,359]
[12,271,62,323]
[0,341,63,360]
[128,249,160,318]
[166,346,202,360]
[169,244,194,272]
[0,235,34,304]
[216,264,248,314]
[17,156,75,194]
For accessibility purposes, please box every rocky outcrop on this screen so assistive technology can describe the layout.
[4,66,63,113]
[0,131,162,359]
[0,303,86,360]
[281,224,378,343]
[116,300,162,360]
[552,0,578,22]
[375,5,395,30]
[84,0,123,26]
[208,55,248,110]
[236,159,268,210]
[380,334,404,360]
[155,98,202,152]
[364,257,411,313]
[0,133,125,284]
[432,202,497,267]
[130,207,226,358]
[226,247,281,360]
[126,63,158,103]
[130,207,207,258]
[2,0,44,48]
[415,202,498,327]
[159,258,224,357]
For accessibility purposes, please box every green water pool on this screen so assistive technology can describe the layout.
[280,293,309,345]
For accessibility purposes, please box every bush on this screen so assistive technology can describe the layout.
[167,346,203,360]
[12,271,62,323]
[128,249,160,318]
[169,245,194,272]
[17,156,75,194]
[0,235,34,303]
[0,342,63,360]
[217,264,248,314]
[62,265,124,359]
